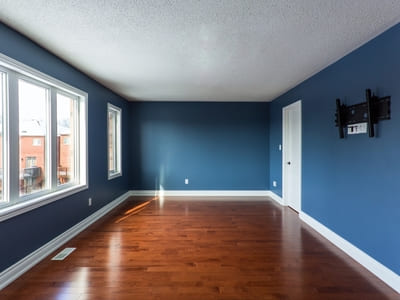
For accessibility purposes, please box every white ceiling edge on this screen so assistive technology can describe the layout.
[0,1,400,102]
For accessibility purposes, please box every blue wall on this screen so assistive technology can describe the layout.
[269,23,400,275]
[0,23,131,272]
[2,17,399,284]
[130,102,269,190]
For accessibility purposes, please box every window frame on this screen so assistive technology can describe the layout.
[0,70,5,205]
[107,103,122,180]
[17,75,51,198]
[56,90,80,188]
[0,52,88,222]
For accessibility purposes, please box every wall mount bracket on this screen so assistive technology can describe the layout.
[335,89,391,138]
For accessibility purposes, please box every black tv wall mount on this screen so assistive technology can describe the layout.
[335,89,391,138]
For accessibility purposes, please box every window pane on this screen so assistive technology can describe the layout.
[108,104,121,179]
[19,80,48,196]
[108,110,116,172]
[0,73,3,202]
[57,93,76,185]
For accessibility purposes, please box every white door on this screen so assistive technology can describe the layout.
[282,100,302,212]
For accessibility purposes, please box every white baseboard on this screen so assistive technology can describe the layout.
[130,190,271,197]
[128,190,158,197]
[300,211,400,294]
[265,191,284,205]
[0,191,131,291]
[129,190,285,205]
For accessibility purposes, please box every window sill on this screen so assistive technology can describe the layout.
[0,184,88,222]
[108,172,122,180]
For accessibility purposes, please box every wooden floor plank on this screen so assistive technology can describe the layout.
[1,196,398,299]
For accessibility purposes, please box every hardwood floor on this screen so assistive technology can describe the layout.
[1,196,398,299]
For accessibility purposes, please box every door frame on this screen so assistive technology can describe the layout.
[282,100,302,211]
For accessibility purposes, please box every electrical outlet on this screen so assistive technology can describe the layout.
[185,178,189,184]
[88,198,92,206]
[272,181,277,187]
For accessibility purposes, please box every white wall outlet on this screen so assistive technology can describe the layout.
[185,178,189,184]
[272,181,277,187]
[88,198,92,206]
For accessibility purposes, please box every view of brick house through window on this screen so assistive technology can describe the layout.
[17,80,76,195]
[57,93,76,186]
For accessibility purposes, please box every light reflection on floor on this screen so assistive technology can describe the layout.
[108,231,122,286]
[281,206,304,295]
[56,267,88,300]
[115,198,157,223]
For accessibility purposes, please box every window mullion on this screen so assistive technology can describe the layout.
[50,88,57,189]
[8,71,20,202]
[79,96,87,185]
[1,72,9,203]
[74,97,80,183]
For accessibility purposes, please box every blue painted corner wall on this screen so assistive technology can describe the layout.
[0,21,270,275]
[269,23,400,275]
[130,102,269,190]
[0,22,131,272]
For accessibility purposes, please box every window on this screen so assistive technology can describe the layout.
[57,92,77,185]
[32,138,42,146]
[107,103,121,179]
[0,53,88,220]
[19,80,48,195]
[0,72,4,203]
[25,156,37,168]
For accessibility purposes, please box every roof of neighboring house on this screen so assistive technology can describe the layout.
[19,119,70,136]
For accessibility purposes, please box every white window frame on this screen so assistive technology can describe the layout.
[56,89,80,187]
[0,52,88,222]
[107,103,122,179]
[0,70,6,205]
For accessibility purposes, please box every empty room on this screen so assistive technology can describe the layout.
[0,1,399,299]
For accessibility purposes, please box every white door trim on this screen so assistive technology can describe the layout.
[282,100,302,211]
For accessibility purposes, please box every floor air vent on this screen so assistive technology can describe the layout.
[51,247,76,261]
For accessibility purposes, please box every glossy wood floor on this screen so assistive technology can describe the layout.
[1,196,398,300]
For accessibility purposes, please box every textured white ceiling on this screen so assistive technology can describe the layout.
[0,1,400,102]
